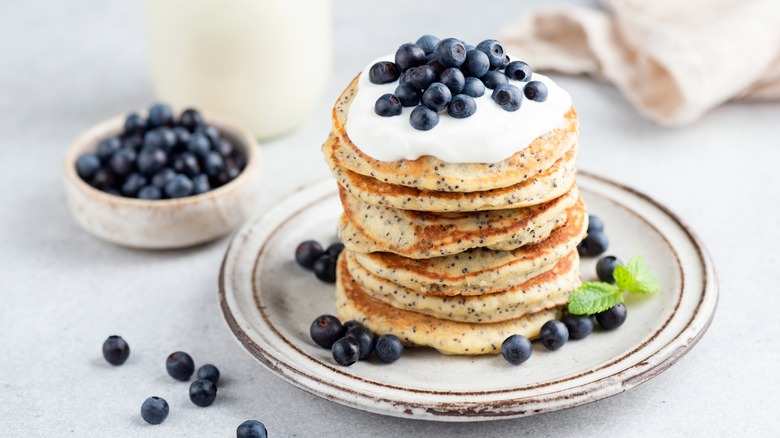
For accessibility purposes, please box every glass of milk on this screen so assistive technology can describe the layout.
[144,0,332,139]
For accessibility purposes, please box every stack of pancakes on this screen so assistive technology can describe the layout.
[322,76,587,355]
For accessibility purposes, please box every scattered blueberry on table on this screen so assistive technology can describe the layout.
[75,103,246,199]
[189,379,218,407]
[140,396,169,425]
[237,420,268,438]
[166,351,195,381]
[102,335,130,366]
[197,364,221,385]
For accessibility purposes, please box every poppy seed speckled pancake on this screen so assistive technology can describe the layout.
[327,75,579,193]
[352,198,587,295]
[324,134,578,212]
[347,250,580,323]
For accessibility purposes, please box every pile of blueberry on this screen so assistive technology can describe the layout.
[310,315,403,366]
[102,336,267,437]
[295,240,344,283]
[370,35,548,130]
[75,103,246,200]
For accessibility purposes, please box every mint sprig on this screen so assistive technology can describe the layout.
[568,255,660,315]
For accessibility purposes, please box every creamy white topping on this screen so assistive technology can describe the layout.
[345,55,572,164]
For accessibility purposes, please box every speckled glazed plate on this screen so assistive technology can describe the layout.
[219,173,717,421]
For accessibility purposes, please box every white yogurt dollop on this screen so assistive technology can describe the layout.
[345,55,572,164]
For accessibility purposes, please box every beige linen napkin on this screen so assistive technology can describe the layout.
[499,0,780,126]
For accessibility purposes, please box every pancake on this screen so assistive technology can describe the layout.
[335,254,561,355]
[327,75,579,193]
[325,134,578,212]
[338,184,579,259]
[353,197,587,295]
[347,250,580,323]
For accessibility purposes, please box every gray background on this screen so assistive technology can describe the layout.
[1,0,778,436]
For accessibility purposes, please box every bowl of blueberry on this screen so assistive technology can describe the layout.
[64,103,261,249]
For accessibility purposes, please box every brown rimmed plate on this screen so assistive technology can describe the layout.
[218,172,717,421]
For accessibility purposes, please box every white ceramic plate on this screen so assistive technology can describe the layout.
[219,173,717,421]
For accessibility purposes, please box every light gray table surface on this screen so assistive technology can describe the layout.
[1,1,778,436]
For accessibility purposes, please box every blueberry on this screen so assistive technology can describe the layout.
[399,68,414,85]
[172,127,190,151]
[143,130,166,150]
[476,39,506,70]
[188,132,212,157]
[505,61,533,81]
[409,105,440,131]
[596,256,622,283]
[395,83,421,107]
[415,34,440,55]
[76,153,101,181]
[434,38,467,68]
[374,334,403,363]
[310,315,346,349]
[343,320,364,331]
[109,147,137,177]
[197,364,221,385]
[439,68,465,94]
[166,351,195,381]
[96,137,122,161]
[204,151,225,177]
[561,314,594,340]
[192,174,211,194]
[148,103,174,128]
[587,215,604,234]
[425,59,446,76]
[395,43,426,71]
[187,379,217,407]
[296,240,324,270]
[124,113,147,136]
[140,396,169,425]
[331,337,360,366]
[237,420,268,438]
[173,152,201,177]
[492,84,523,111]
[137,147,167,175]
[137,185,162,200]
[121,173,147,197]
[461,49,490,78]
[122,134,143,151]
[165,174,194,198]
[312,254,337,283]
[215,138,234,157]
[374,94,403,117]
[596,303,627,330]
[447,94,476,119]
[102,335,130,365]
[502,55,510,69]
[501,334,532,365]
[156,127,177,151]
[539,319,569,351]
[481,70,508,89]
[421,82,452,112]
[410,65,437,90]
[326,242,345,259]
[151,167,176,189]
[346,326,375,360]
[368,61,401,84]
[179,108,203,131]
[577,232,609,257]
[195,124,220,146]
[91,168,117,190]
[524,81,548,102]
[462,77,486,98]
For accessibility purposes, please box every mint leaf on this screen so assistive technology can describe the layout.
[568,282,623,315]
[614,256,660,295]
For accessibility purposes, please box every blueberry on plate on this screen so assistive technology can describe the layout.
[596,303,627,330]
[96,137,122,161]
[587,215,605,234]
[148,103,175,128]
[140,396,169,425]
[310,314,346,349]
[476,39,506,70]
[124,113,147,136]
[505,61,533,81]
[421,82,452,112]
[524,81,548,102]
[237,420,268,438]
[447,94,476,119]
[121,173,147,197]
[151,167,176,189]
[187,132,212,158]
[461,49,490,78]
[577,232,609,257]
[197,364,221,385]
[166,351,195,381]
[561,314,594,340]
[109,147,137,177]
[395,42,427,71]
[501,334,532,365]
[409,105,440,131]
[596,256,622,283]
[439,68,465,94]
[346,326,375,361]
[102,335,130,365]
[172,152,201,177]
[395,83,422,107]
[374,94,403,117]
[410,64,437,90]
[137,185,162,200]
[539,319,569,351]
[491,83,523,111]
[76,153,101,181]
[178,108,203,131]
[481,70,508,90]
[434,38,467,68]
[374,334,403,363]
[312,254,337,283]
[91,168,117,190]
[326,242,345,259]
[295,240,324,270]
[192,174,211,195]
[369,61,401,85]
[331,336,360,366]
[189,379,217,407]
[415,34,440,55]
[137,148,167,176]
[343,320,364,331]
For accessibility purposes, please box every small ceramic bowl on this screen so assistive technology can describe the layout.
[64,112,261,249]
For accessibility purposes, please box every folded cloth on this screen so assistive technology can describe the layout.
[499,0,780,126]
